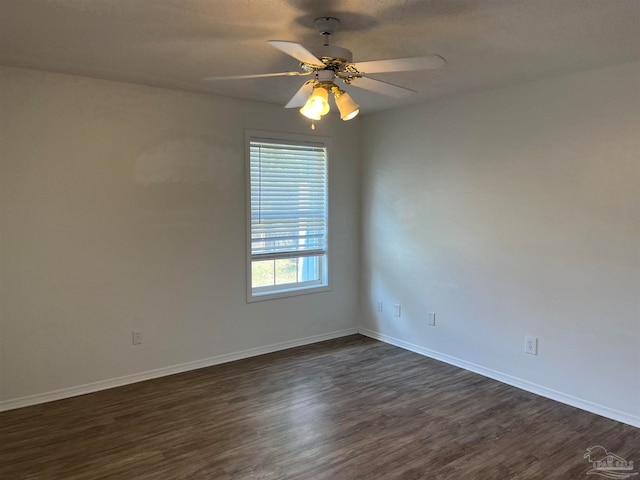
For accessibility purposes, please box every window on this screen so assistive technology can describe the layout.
[246,131,329,301]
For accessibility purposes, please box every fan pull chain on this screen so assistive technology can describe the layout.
[311,120,315,130]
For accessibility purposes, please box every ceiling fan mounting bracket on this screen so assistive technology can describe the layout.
[314,17,340,36]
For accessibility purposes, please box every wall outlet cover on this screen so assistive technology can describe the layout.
[525,336,537,355]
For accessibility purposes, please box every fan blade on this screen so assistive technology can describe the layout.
[268,40,324,67]
[203,71,306,81]
[350,76,416,98]
[285,81,316,108]
[352,55,446,74]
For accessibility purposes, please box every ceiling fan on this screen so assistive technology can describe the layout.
[204,17,446,126]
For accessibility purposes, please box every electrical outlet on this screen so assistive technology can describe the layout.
[427,312,436,326]
[393,304,401,317]
[525,336,537,355]
[132,330,143,345]
[376,300,383,312]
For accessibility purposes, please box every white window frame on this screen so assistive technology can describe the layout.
[245,130,331,302]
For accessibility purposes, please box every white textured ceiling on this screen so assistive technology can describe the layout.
[1,0,639,114]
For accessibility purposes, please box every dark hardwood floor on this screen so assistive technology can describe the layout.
[1,334,638,479]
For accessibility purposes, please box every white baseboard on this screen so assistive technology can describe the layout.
[358,327,640,429]
[0,327,358,412]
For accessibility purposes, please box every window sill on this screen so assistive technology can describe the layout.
[247,284,330,303]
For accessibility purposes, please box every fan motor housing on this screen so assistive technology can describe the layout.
[308,45,353,64]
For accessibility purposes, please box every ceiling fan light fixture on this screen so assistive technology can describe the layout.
[334,89,360,121]
[300,85,330,120]
[204,16,447,129]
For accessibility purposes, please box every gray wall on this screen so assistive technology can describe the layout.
[0,67,361,403]
[360,61,639,425]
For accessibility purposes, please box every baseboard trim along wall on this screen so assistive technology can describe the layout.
[358,327,640,429]
[3,326,638,428]
[0,328,358,412]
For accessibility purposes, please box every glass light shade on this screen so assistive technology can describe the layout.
[335,91,359,121]
[300,86,330,120]
[299,105,321,120]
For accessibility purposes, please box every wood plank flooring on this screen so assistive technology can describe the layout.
[1,334,638,479]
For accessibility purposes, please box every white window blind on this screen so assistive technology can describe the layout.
[249,138,328,261]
